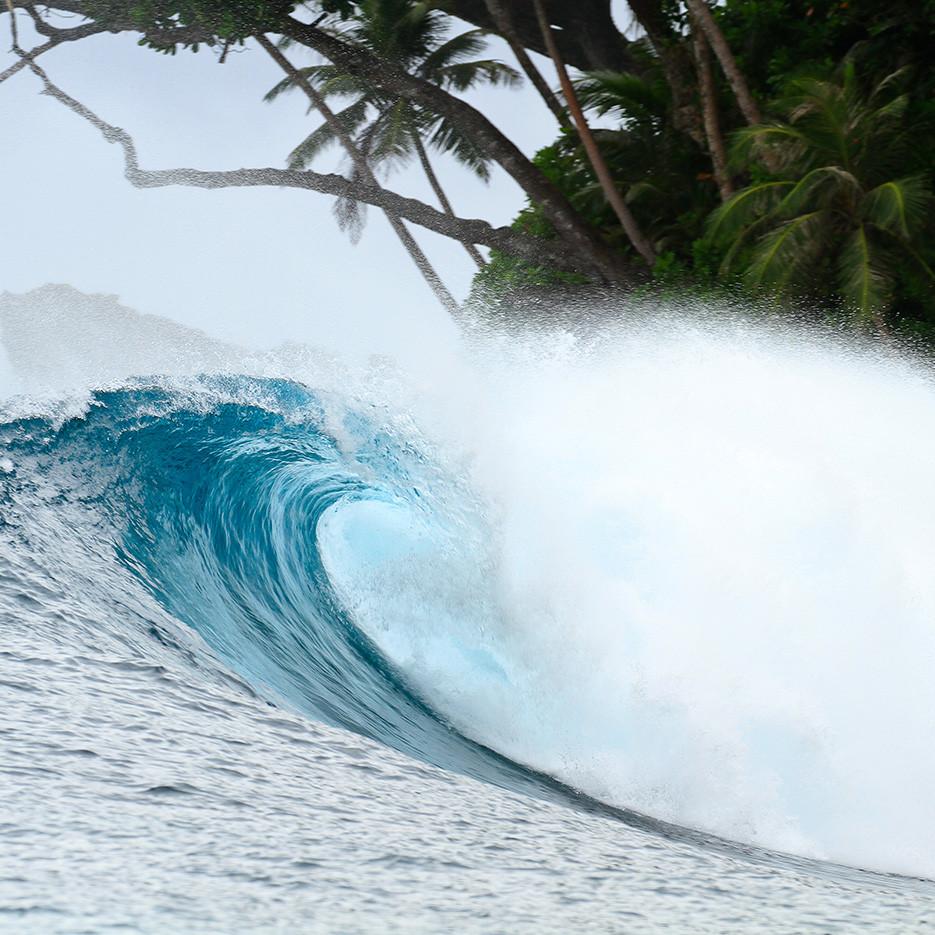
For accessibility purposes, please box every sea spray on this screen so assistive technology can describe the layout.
[2,286,934,877]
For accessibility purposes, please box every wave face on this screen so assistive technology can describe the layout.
[0,378,531,788]
[3,301,935,880]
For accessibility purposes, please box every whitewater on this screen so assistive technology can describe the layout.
[2,285,934,933]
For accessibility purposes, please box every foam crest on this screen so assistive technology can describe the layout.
[4,285,934,877]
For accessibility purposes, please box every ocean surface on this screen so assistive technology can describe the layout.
[2,286,935,932]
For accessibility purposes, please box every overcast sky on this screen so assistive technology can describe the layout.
[1,5,632,353]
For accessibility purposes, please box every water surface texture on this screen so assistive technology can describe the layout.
[2,291,935,932]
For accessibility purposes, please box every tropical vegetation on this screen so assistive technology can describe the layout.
[265,0,518,264]
[2,0,932,336]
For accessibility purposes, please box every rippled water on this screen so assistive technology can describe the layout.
[4,587,934,934]
[2,289,935,931]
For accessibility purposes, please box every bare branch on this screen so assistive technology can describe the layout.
[278,14,634,285]
[1,35,51,82]
[3,0,637,284]
[22,55,584,274]
[22,2,55,36]
[0,13,105,85]
[257,34,460,316]
[6,0,19,50]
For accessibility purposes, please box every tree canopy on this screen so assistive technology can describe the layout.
[2,0,933,333]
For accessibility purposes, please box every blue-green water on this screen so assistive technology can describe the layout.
[1,372,933,932]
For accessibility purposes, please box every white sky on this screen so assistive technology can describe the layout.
[1,5,632,353]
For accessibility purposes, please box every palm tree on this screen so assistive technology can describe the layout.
[532,0,655,266]
[571,64,715,254]
[265,0,520,268]
[683,0,762,127]
[258,34,460,317]
[706,63,934,328]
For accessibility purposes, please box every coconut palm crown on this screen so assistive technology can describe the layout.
[706,62,934,327]
[265,0,519,243]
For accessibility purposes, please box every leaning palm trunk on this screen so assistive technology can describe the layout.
[690,14,733,200]
[257,35,460,317]
[532,0,655,266]
[683,0,761,126]
[409,127,486,269]
[483,0,571,132]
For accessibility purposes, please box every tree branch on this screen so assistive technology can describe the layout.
[683,0,762,126]
[0,16,104,85]
[7,0,219,49]
[277,14,634,285]
[21,55,587,274]
[533,0,655,265]
[256,34,460,316]
[483,0,571,132]
[690,14,732,201]
[442,0,637,73]
[1,34,50,82]
[4,1,638,284]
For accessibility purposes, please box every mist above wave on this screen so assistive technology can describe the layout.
[3,284,934,878]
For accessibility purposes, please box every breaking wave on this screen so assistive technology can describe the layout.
[2,292,935,879]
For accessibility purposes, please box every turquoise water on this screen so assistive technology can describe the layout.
[1,372,934,932]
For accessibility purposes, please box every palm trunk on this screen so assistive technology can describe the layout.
[626,0,705,147]
[285,18,636,286]
[691,16,733,201]
[408,127,485,269]
[257,36,460,318]
[532,0,656,267]
[683,0,762,126]
[483,0,572,132]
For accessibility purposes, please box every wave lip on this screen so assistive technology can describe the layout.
[0,376,557,800]
[3,342,935,883]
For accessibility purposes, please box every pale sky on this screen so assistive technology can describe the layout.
[0,12,573,353]
[1,4,637,354]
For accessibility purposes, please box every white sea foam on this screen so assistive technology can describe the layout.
[4,285,935,877]
[322,314,935,878]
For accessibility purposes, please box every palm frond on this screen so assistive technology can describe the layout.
[332,159,369,244]
[364,100,417,175]
[783,78,855,167]
[866,93,909,128]
[417,29,489,77]
[706,181,795,244]
[837,225,892,324]
[270,0,518,184]
[286,99,370,169]
[333,192,367,244]
[863,175,933,241]
[264,65,328,104]
[625,180,663,204]
[434,59,520,92]
[427,115,492,181]
[729,124,806,172]
[774,166,861,218]
[869,65,912,103]
[264,65,367,105]
[746,210,830,289]
[573,70,667,125]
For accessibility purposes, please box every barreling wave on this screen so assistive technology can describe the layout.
[4,308,935,883]
[0,375,617,813]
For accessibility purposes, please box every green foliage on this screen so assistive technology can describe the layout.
[84,0,297,50]
[101,0,935,330]
[265,0,518,240]
[706,65,934,326]
[479,1,935,331]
